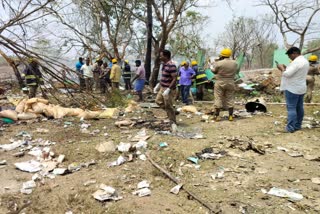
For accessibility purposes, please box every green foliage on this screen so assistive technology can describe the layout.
[106,90,127,108]
[306,39,320,56]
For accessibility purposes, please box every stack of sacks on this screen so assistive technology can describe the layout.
[0,98,119,121]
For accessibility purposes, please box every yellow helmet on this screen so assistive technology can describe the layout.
[191,60,197,66]
[220,48,232,57]
[27,58,38,63]
[181,61,187,66]
[125,59,129,63]
[308,55,318,62]
[112,58,117,63]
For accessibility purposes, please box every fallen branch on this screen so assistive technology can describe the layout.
[146,153,221,214]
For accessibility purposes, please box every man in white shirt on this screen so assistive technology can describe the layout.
[81,58,94,92]
[277,47,309,133]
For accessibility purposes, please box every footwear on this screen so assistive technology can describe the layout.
[228,115,233,121]
[213,116,221,122]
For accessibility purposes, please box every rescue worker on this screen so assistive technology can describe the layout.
[305,55,319,103]
[22,58,44,98]
[110,58,121,90]
[174,62,183,101]
[155,50,178,124]
[99,62,111,94]
[93,59,103,91]
[192,60,208,100]
[122,60,132,90]
[212,48,237,121]
[179,61,195,105]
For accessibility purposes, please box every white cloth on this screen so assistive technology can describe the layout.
[81,64,93,78]
[280,55,309,95]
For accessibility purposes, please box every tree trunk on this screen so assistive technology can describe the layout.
[145,0,153,85]
[0,50,24,88]
[150,39,160,87]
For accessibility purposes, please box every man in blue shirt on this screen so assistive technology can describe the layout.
[75,57,85,91]
[179,61,195,105]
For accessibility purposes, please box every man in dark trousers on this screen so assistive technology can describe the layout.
[22,58,44,98]
[122,60,132,90]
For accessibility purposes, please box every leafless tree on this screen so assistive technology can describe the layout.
[259,0,320,53]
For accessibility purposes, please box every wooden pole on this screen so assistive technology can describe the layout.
[146,153,221,213]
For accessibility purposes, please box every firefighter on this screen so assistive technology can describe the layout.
[192,60,208,100]
[305,55,319,103]
[22,58,44,98]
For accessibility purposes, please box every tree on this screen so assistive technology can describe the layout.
[149,0,201,87]
[259,0,320,53]
[168,11,209,59]
[215,16,277,69]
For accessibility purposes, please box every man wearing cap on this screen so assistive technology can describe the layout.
[93,59,103,91]
[277,47,309,133]
[212,48,237,121]
[179,61,195,105]
[305,55,319,103]
[131,60,145,102]
[122,60,132,90]
[110,58,121,90]
[191,60,208,100]
[22,58,44,98]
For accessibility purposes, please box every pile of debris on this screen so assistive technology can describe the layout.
[0,130,95,195]
[240,69,282,94]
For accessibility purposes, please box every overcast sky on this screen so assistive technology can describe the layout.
[198,0,284,48]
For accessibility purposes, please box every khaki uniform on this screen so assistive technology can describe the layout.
[110,64,121,89]
[155,87,176,123]
[306,65,319,103]
[213,58,237,109]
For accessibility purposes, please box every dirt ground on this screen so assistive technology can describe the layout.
[0,79,320,214]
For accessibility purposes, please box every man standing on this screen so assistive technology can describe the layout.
[212,48,237,122]
[122,60,132,90]
[155,50,178,124]
[179,61,195,105]
[81,58,94,92]
[110,58,121,90]
[131,60,146,102]
[305,55,319,103]
[192,60,208,100]
[93,59,103,91]
[99,62,111,94]
[22,58,44,98]
[277,47,309,133]
[75,57,85,91]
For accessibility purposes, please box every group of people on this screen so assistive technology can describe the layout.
[21,46,318,134]
[75,57,146,101]
[155,47,319,134]
[153,48,238,124]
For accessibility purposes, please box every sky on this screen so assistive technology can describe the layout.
[197,0,284,47]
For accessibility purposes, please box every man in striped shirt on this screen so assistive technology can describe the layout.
[155,50,178,124]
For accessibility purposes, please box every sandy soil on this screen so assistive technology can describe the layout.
[0,79,320,214]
